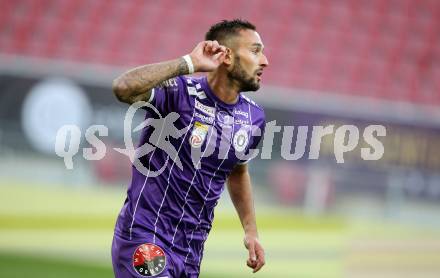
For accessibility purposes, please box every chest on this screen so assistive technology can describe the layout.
[177,97,253,161]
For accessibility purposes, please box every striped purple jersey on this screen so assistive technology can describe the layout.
[114,75,265,266]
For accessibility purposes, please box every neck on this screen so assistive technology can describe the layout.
[206,71,240,105]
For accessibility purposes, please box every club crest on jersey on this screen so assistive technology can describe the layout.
[189,121,209,148]
[195,99,215,117]
[233,129,249,152]
[132,243,166,277]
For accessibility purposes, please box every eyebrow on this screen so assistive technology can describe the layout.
[251,43,264,48]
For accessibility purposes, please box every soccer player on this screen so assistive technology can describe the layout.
[111,19,269,277]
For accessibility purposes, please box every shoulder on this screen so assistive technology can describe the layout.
[239,94,265,122]
[156,75,202,90]
[155,76,206,97]
[180,76,208,99]
[182,75,205,89]
[240,94,264,112]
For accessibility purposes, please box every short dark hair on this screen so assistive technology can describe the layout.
[205,19,256,44]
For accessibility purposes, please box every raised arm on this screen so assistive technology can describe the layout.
[112,58,188,104]
[227,163,265,273]
[112,41,227,104]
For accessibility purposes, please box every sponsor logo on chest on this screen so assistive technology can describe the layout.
[234,110,249,118]
[195,99,216,117]
[195,112,214,125]
[234,118,250,125]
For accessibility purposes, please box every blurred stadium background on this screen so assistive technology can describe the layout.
[0,0,439,277]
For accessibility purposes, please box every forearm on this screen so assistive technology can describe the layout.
[227,166,259,237]
[112,57,189,104]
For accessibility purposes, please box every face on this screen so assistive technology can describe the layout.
[227,29,269,92]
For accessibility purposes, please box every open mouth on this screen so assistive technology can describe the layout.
[256,71,263,80]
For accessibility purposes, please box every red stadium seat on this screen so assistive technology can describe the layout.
[0,0,438,106]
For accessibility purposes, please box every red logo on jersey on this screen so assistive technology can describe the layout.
[132,243,166,277]
[189,121,208,148]
[190,133,204,148]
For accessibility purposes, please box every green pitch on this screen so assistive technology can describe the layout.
[0,180,438,277]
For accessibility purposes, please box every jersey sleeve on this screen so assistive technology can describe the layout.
[147,76,186,115]
[237,112,266,165]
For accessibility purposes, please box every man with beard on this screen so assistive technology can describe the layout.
[112,19,269,277]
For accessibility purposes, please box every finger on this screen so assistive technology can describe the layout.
[256,245,265,262]
[247,242,257,262]
[218,52,226,63]
[218,45,227,53]
[253,257,265,273]
[247,259,257,269]
[203,42,209,54]
[212,40,220,52]
[212,47,226,55]
[212,51,224,62]
[254,243,266,273]
[205,41,214,53]
[193,41,206,55]
[209,41,222,53]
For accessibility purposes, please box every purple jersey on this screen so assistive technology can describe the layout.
[114,75,265,269]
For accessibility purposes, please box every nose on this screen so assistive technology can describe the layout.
[260,53,269,67]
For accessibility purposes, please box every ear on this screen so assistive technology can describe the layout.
[223,48,234,66]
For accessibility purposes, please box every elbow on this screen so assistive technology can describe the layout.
[112,78,129,103]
